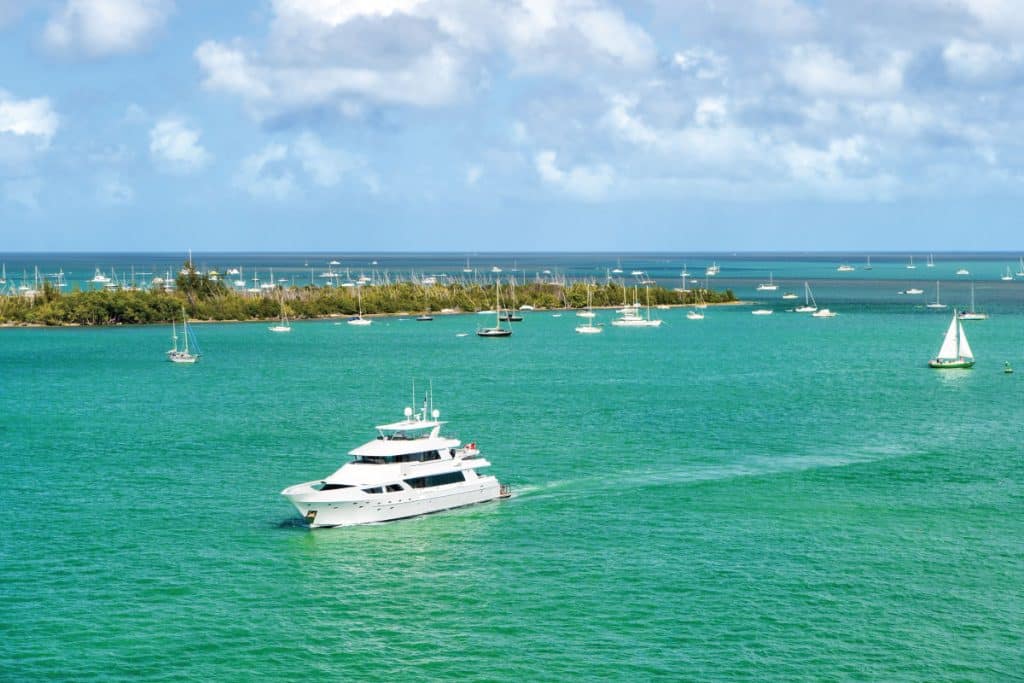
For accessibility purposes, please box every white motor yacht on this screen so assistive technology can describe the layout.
[281,397,509,528]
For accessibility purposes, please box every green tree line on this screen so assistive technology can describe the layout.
[1,268,734,326]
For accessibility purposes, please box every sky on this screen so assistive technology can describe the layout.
[1,0,1023,252]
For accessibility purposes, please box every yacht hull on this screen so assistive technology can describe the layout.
[928,359,975,369]
[283,478,502,528]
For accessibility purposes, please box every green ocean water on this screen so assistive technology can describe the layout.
[2,308,1022,680]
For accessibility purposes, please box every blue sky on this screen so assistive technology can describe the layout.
[1,0,1023,251]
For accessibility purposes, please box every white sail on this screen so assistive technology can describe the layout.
[957,320,973,359]
[936,314,960,360]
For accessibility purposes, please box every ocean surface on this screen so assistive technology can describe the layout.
[2,253,1023,680]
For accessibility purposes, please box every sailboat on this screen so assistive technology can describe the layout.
[1000,266,1014,281]
[926,281,947,309]
[929,311,975,368]
[167,307,200,363]
[926,253,935,268]
[863,255,873,271]
[500,277,523,322]
[958,282,988,320]
[906,255,916,270]
[686,289,705,320]
[611,285,662,327]
[269,293,292,332]
[575,285,602,334]
[0,263,5,285]
[756,273,778,291]
[478,278,512,337]
[794,281,817,313]
[347,285,372,325]
[837,263,855,272]
[1017,257,1024,278]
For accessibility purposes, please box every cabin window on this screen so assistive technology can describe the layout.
[404,471,465,489]
[362,486,383,494]
[385,484,403,492]
[319,484,352,491]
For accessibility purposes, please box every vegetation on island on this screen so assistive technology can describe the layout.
[0,263,735,326]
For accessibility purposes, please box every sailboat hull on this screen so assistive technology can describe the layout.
[928,359,974,369]
[477,328,511,337]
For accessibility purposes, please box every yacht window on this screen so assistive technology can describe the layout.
[404,471,465,489]
[320,484,352,491]
[362,486,383,494]
[356,456,387,464]
[385,484,403,492]
[424,450,441,461]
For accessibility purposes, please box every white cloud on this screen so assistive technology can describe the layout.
[294,132,363,186]
[96,176,134,205]
[235,143,296,201]
[44,0,173,57]
[465,164,482,185]
[234,133,368,199]
[535,149,613,200]
[943,39,1023,83]
[149,118,210,173]
[673,48,726,80]
[0,92,59,143]
[783,45,908,98]
[196,0,656,121]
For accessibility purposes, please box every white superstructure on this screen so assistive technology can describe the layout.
[281,398,508,528]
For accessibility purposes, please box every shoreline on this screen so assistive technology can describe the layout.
[0,300,751,329]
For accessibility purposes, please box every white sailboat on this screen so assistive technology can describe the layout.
[926,281,947,309]
[575,285,602,334]
[611,285,662,327]
[0,263,5,285]
[958,282,988,320]
[837,263,855,272]
[478,278,512,337]
[1000,266,1013,281]
[794,281,817,313]
[927,253,935,268]
[167,307,200,363]
[347,285,372,326]
[906,255,916,270]
[756,273,778,291]
[269,294,292,332]
[929,311,975,368]
[1017,257,1024,278]
[686,289,705,320]
[863,255,873,271]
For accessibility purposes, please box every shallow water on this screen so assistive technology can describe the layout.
[2,302,1022,680]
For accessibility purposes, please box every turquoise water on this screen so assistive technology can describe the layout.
[2,307,1023,680]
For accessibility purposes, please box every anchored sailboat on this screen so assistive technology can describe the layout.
[477,278,512,337]
[575,284,602,334]
[269,293,292,332]
[959,282,988,320]
[347,284,372,325]
[929,311,975,369]
[794,281,817,313]
[167,307,200,363]
[926,281,947,309]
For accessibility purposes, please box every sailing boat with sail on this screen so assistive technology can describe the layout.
[167,307,200,363]
[959,282,988,320]
[929,311,975,368]
[269,293,292,332]
[477,278,512,337]
[347,284,372,325]
[794,282,817,313]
